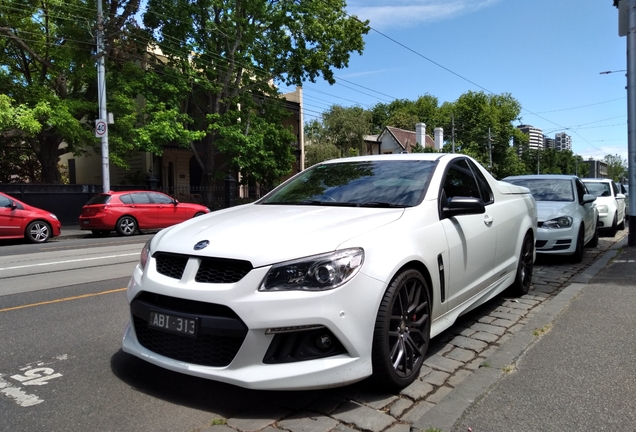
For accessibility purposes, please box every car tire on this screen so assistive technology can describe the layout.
[116,216,138,236]
[193,212,206,217]
[25,221,51,243]
[509,232,534,296]
[371,268,430,390]
[571,225,585,263]
[618,214,625,231]
[91,230,110,237]
[608,213,618,237]
[586,221,599,248]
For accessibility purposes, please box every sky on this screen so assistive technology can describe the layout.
[283,0,628,162]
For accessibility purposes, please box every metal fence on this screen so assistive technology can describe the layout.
[0,180,270,225]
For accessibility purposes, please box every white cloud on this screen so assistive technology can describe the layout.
[347,0,502,30]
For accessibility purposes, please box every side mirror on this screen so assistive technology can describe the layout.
[616,193,626,200]
[443,196,486,218]
[173,199,179,206]
[582,194,596,204]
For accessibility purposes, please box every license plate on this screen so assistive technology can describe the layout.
[148,310,198,338]
[82,220,90,225]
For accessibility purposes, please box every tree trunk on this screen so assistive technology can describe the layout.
[36,135,63,184]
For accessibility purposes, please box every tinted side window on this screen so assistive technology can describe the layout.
[120,194,133,204]
[0,195,12,208]
[612,182,619,196]
[575,179,587,203]
[130,193,151,204]
[443,160,481,201]
[467,160,494,205]
[149,193,173,204]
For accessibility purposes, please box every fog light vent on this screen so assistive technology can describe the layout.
[263,327,347,364]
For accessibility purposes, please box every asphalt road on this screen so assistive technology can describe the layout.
[0,230,629,432]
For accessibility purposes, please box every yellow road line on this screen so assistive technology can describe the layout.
[0,287,127,313]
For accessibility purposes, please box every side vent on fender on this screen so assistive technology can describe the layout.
[437,254,445,303]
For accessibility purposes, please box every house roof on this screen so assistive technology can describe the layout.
[381,126,435,151]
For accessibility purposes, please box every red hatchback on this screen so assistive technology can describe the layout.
[0,192,62,243]
[79,191,211,236]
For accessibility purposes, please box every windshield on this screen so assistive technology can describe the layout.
[262,160,437,207]
[505,178,574,202]
[583,182,611,198]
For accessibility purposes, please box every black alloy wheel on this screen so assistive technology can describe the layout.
[116,216,138,236]
[510,232,534,296]
[371,268,431,390]
[25,221,51,243]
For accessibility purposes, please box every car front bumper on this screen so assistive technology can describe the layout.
[534,225,579,255]
[121,256,387,390]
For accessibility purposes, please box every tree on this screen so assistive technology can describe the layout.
[142,0,370,192]
[0,0,151,183]
[604,154,627,181]
[371,94,440,133]
[444,91,523,178]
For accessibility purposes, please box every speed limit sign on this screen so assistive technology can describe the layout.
[95,120,108,137]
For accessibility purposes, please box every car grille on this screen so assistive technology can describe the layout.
[154,252,252,283]
[131,292,248,367]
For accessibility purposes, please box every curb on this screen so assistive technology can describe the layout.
[411,236,628,432]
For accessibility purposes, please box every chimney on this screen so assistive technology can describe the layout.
[434,127,443,150]
[415,123,426,148]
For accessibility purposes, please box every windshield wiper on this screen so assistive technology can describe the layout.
[359,201,407,208]
[297,200,359,207]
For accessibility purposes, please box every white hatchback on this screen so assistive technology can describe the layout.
[122,154,537,391]
[582,179,626,237]
[503,175,598,263]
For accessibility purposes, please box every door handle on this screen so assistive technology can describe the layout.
[483,215,493,227]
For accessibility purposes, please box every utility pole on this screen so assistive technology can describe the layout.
[628,0,636,246]
[96,0,110,192]
[451,114,455,153]
[487,128,493,171]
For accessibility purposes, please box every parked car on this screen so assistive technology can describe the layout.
[79,191,211,237]
[0,192,61,243]
[122,154,537,391]
[618,183,629,218]
[502,175,598,263]
[581,179,626,237]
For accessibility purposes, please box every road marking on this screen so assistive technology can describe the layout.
[0,288,127,313]
[0,375,43,407]
[0,253,138,272]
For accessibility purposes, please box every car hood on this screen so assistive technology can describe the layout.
[536,201,576,222]
[152,204,404,267]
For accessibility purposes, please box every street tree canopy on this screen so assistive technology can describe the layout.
[141,0,370,190]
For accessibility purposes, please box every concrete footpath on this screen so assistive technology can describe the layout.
[413,236,636,432]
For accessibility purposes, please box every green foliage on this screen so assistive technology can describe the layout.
[604,153,627,181]
[142,0,370,189]
[0,0,143,182]
[371,94,440,133]
[304,142,342,167]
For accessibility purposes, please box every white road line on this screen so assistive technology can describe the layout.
[0,375,43,407]
[0,253,139,272]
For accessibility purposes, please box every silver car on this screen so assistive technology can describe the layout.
[503,175,598,263]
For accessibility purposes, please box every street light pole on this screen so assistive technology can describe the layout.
[628,0,636,246]
[97,0,110,193]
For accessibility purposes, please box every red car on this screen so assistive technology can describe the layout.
[0,192,62,243]
[79,191,211,236]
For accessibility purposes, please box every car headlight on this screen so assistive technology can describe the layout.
[542,216,573,229]
[596,204,609,213]
[260,248,364,292]
[139,240,151,270]
[49,213,58,220]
